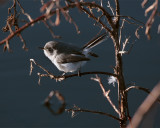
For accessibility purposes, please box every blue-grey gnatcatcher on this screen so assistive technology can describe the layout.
[39,33,107,74]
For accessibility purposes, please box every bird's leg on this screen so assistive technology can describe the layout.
[61,72,66,76]
[78,69,81,77]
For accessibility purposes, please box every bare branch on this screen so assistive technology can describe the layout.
[141,0,148,8]
[119,19,125,45]
[16,0,33,22]
[141,0,159,39]
[115,0,120,27]
[66,105,122,121]
[125,85,160,103]
[113,15,145,25]
[119,36,130,55]
[42,20,61,38]
[60,8,80,34]
[30,59,53,76]
[135,26,143,39]
[125,85,150,93]
[107,1,115,16]
[18,33,28,51]
[29,59,118,83]
[91,75,120,116]
[81,8,112,33]
[3,40,12,52]
[0,1,113,46]
[158,24,160,34]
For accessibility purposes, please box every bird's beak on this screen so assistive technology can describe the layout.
[38,47,44,50]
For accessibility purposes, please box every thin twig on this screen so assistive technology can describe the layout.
[0,2,113,45]
[81,8,112,33]
[135,26,143,39]
[141,0,148,8]
[125,85,150,93]
[107,1,115,16]
[16,0,33,22]
[30,59,118,84]
[125,85,160,103]
[115,0,120,27]
[18,33,28,51]
[91,75,121,116]
[42,20,61,38]
[66,107,122,121]
[119,36,130,55]
[30,59,53,76]
[144,0,158,39]
[119,19,125,45]
[114,15,145,25]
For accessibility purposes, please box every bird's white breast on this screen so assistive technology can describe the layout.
[44,46,89,73]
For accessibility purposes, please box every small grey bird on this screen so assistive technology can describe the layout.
[40,33,107,74]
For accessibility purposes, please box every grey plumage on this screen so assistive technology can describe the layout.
[42,33,107,73]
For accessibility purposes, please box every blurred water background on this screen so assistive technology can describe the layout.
[0,0,160,127]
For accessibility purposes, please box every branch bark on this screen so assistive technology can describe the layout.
[0,2,113,46]
[66,107,122,122]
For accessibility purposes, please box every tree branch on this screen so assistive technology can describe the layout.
[125,85,160,103]
[81,8,112,33]
[0,1,113,46]
[115,0,120,27]
[66,106,122,121]
[30,59,118,84]
[91,75,121,116]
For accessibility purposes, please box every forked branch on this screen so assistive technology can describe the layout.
[29,59,117,84]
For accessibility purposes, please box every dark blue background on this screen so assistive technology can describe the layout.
[0,0,160,127]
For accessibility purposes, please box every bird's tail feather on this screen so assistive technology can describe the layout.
[82,33,107,50]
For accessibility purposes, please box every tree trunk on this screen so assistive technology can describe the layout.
[111,33,128,128]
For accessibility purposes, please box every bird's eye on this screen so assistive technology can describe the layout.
[47,47,53,52]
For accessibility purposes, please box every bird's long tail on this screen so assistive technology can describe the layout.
[82,33,107,50]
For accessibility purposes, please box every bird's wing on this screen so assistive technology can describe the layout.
[57,42,85,56]
[57,54,90,64]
